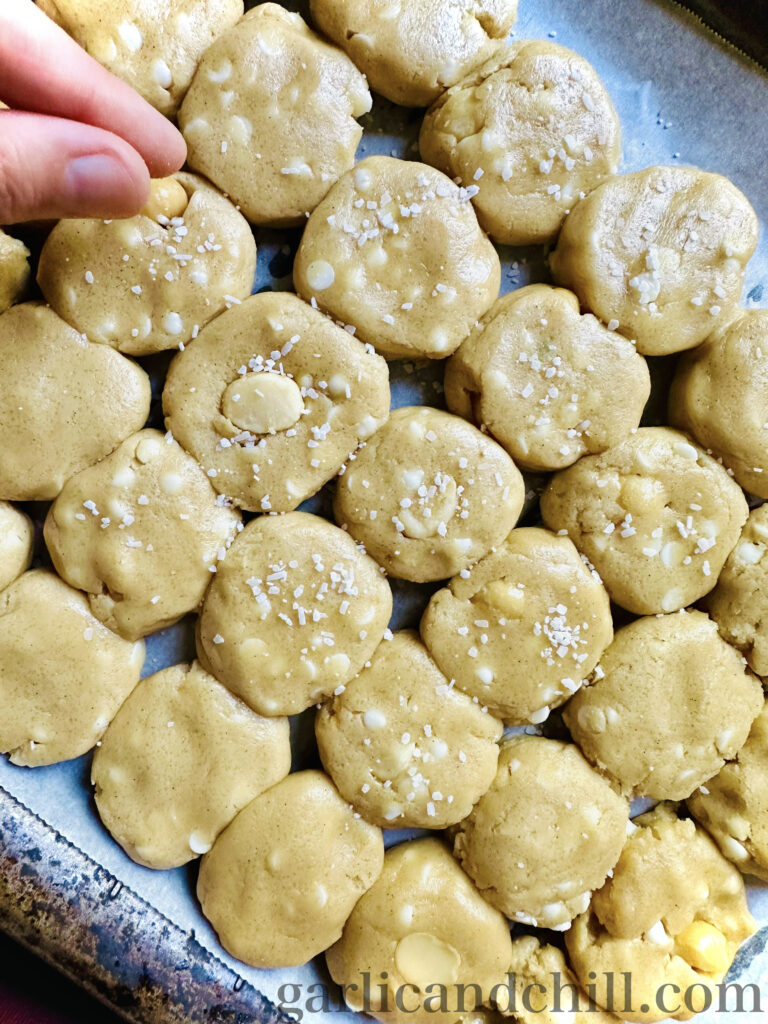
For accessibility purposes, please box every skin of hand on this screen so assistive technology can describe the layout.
[0,0,187,223]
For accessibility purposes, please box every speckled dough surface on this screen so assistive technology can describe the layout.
[550,165,758,356]
[540,427,748,615]
[420,41,620,245]
[163,291,390,513]
[0,229,30,313]
[452,735,629,930]
[0,503,34,594]
[179,4,371,226]
[198,770,384,968]
[198,511,392,716]
[564,611,763,801]
[293,156,501,360]
[445,285,650,472]
[334,406,524,582]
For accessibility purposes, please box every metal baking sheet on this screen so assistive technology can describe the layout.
[2,0,768,1021]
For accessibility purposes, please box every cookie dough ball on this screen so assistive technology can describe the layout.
[540,427,748,615]
[453,736,629,930]
[294,157,501,360]
[420,42,620,245]
[163,292,390,513]
[0,304,151,501]
[550,166,758,356]
[44,430,241,641]
[198,770,383,967]
[566,804,756,1023]
[179,4,371,226]
[326,838,513,1024]
[335,407,524,582]
[421,527,613,723]
[0,503,34,593]
[445,285,650,472]
[0,570,144,767]
[310,0,518,108]
[37,174,256,356]
[564,611,763,801]
[0,229,30,313]
[198,511,392,716]
[38,0,243,117]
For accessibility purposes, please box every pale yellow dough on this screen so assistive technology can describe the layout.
[0,229,30,313]
[0,502,34,593]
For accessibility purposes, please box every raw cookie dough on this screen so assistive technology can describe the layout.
[564,611,763,801]
[179,4,371,226]
[44,429,242,642]
[421,527,613,723]
[550,165,758,356]
[198,770,384,967]
[540,427,748,615]
[163,291,390,513]
[309,0,519,108]
[326,837,513,1024]
[444,285,650,472]
[334,406,524,582]
[452,735,629,930]
[566,804,756,1023]
[316,630,502,828]
[0,570,144,767]
[0,303,151,501]
[420,41,620,245]
[92,661,291,869]
[37,173,256,356]
[198,511,393,716]
[37,0,243,117]
[670,309,768,497]
[0,503,34,593]
[293,156,501,360]
[0,229,30,313]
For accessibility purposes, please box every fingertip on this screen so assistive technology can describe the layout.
[64,147,151,219]
[144,120,188,179]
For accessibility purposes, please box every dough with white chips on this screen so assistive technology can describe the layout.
[540,427,748,615]
[198,770,384,967]
[334,407,524,582]
[179,4,371,226]
[44,429,242,642]
[420,41,620,245]
[0,503,34,593]
[0,229,30,313]
[92,661,291,870]
[421,527,613,724]
[293,156,501,360]
[316,630,502,829]
[37,173,256,356]
[566,804,756,1023]
[445,285,650,472]
[0,570,144,767]
[163,291,390,513]
[550,165,758,356]
[309,0,519,108]
[326,837,513,1024]
[0,303,151,501]
[452,735,629,930]
[564,611,763,801]
[37,0,243,116]
[198,511,393,716]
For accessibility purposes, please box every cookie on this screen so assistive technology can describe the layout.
[293,156,501,360]
[0,503,34,594]
[334,406,524,582]
[540,427,748,615]
[198,770,383,967]
[37,173,256,356]
[179,4,371,226]
[420,41,620,245]
[44,429,242,642]
[326,837,513,1024]
[0,229,30,313]
[198,511,393,716]
[550,166,758,356]
[564,610,763,801]
[444,285,650,472]
[421,527,613,723]
[163,291,390,513]
[0,570,144,767]
[0,303,151,501]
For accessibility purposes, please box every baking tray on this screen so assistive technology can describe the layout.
[2,0,768,1021]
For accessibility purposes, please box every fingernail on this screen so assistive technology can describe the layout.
[65,154,129,202]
